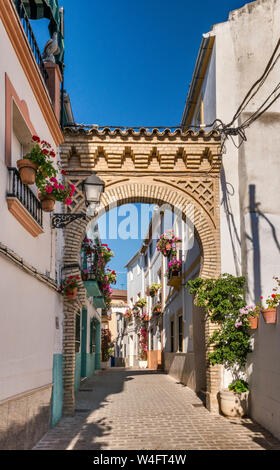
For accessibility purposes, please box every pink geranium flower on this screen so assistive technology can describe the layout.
[45,185,53,194]
[65,198,72,206]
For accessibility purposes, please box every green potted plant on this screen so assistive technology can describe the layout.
[219,380,249,418]
[17,135,57,185]
[135,298,147,309]
[59,275,80,300]
[37,177,75,212]
[187,274,252,418]
[148,283,161,297]
[106,269,117,285]
[152,303,162,315]
[261,277,280,324]
[238,304,261,330]
[156,230,181,257]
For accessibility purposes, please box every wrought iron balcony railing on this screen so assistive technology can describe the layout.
[13,0,48,85]
[7,167,43,227]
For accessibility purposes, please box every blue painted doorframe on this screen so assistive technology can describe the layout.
[81,307,87,378]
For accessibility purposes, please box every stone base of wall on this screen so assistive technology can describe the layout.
[148,350,163,370]
[0,384,53,450]
[164,352,202,392]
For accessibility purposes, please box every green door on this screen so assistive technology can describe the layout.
[81,308,87,378]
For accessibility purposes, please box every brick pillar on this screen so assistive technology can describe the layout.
[44,62,62,122]
[205,317,222,413]
[62,302,76,416]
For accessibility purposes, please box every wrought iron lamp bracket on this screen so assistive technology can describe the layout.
[51,213,86,229]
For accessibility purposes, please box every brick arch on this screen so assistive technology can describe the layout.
[60,127,222,415]
[62,179,220,415]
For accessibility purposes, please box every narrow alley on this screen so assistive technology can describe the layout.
[33,369,280,451]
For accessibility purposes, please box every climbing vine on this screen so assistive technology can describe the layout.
[186,274,252,374]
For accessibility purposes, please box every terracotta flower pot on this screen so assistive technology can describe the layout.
[17,159,38,185]
[262,308,277,324]
[65,287,78,301]
[38,193,56,212]
[220,389,249,418]
[248,315,258,329]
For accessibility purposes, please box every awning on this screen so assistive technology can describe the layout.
[85,281,106,310]
[17,0,64,67]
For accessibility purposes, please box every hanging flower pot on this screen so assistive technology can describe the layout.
[65,287,78,301]
[17,159,38,185]
[59,275,80,300]
[262,308,277,324]
[38,193,56,212]
[248,315,258,329]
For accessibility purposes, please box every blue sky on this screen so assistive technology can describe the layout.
[31,0,254,288]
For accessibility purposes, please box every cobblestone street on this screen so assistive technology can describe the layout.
[33,368,280,451]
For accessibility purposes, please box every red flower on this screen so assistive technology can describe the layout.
[42,149,49,155]
[61,170,67,175]
[50,151,55,158]
[69,276,74,279]
[76,276,80,280]
[260,296,263,299]
[32,135,40,142]
[272,294,276,298]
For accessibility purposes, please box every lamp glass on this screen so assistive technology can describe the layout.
[83,174,105,205]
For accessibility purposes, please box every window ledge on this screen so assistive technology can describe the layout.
[7,197,44,237]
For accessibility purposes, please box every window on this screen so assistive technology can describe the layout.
[170,320,174,353]
[150,328,154,351]
[75,311,81,353]
[178,315,183,352]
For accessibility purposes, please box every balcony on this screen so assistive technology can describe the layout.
[13,0,48,85]
[6,167,44,237]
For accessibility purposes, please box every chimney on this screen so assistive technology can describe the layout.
[44,62,62,122]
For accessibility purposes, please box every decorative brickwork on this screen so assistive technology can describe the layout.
[60,127,222,414]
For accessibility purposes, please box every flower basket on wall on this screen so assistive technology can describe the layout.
[156,230,181,257]
[167,259,182,289]
[148,283,161,298]
[152,303,162,316]
[59,276,80,301]
[248,315,258,329]
[259,277,280,324]
[17,159,38,185]
[38,193,56,212]
[262,308,277,324]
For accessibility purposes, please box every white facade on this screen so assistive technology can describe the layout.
[183,0,280,438]
[0,0,65,448]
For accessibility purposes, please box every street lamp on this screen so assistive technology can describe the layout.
[82,173,105,208]
[51,173,105,228]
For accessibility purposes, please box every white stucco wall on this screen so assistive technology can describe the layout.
[0,256,63,401]
[0,18,61,277]
[0,14,64,401]
[190,0,280,437]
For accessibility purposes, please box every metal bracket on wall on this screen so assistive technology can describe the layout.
[51,213,86,228]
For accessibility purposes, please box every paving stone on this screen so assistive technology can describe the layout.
[33,368,280,450]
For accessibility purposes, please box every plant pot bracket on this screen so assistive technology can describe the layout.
[51,213,86,228]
